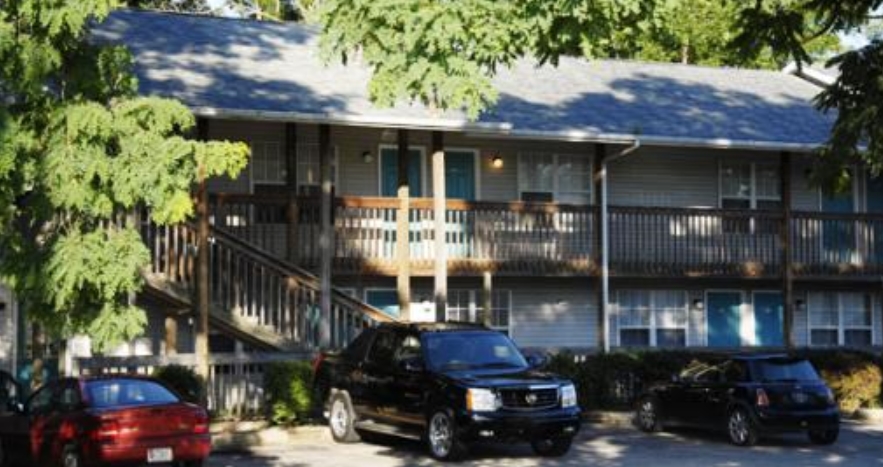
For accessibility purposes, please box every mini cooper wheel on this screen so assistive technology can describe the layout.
[531,437,573,457]
[727,408,758,447]
[427,409,466,461]
[808,428,839,445]
[636,397,662,433]
[328,392,361,443]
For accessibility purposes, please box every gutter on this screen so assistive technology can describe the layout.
[600,140,642,353]
[192,106,824,154]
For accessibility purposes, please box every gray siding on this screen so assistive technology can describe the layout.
[791,156,819,211]
[206,119,286,194]
[505,279,596,348]
[608,147,719,208]
[0,284,15,372]
[792,290,809,347]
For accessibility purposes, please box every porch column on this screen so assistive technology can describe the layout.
[780,151,794,348]
[432,131,447,322]
[195,117,210,381]
[482,271,493,327]
[285,122,300,264]
[318,124,333,347]
[593,144,607,352]
[397,129,412,321]
[164,315,178,356]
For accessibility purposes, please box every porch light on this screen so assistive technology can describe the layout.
[491,154,504,169]
[795,299,805,311]
[361,150,373,163]
[692,298,704,310]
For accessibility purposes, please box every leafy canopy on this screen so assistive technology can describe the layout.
[318,0,840,119]
[0,0,249,351]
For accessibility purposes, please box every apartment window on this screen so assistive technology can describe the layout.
[295,143,338,196]
[518,153,591,204]
[720,162,781,210]
[808,292,873,347]
[618,290,687,348]
[251,141,285,185]
[445,290,511,334]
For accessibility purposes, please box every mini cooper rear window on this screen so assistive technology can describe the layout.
[753,359,821,382]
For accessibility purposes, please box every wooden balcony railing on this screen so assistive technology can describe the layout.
[208,193,883,279]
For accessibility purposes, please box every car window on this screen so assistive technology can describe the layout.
[423,331,528,371]
[723,361,748,383]
[394,335,422,364]
[27,384,56,416]
[752,358,821,382]
[693,365,723,383]
[57,382,81,412]
[86,379,180,408]
[0,372,19,410]
[344,328,376,361]
[366,331,399,367]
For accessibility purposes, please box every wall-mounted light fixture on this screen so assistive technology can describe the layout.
[491,154,504,169]
[794,299,805,311]
[361,150,373,163]
[692,298,704,310]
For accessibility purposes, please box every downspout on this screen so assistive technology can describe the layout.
[601,140,641,353]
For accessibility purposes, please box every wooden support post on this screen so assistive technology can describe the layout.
[781,151,794,348]
[164,315,178,356]
[593,144,607,352]
[195,117,210,382]
[318,124,333,347]
[432,131,447,322]
[482,271,493,327]
[285,122,300,265]
[397,129,412,321]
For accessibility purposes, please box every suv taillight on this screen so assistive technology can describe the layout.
[312,353,325,375]
[756,388,770,407]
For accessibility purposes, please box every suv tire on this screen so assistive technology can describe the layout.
[727,407,758,447]
[328,392,361,443]
[636,396,662,433]
[427,408,466,461]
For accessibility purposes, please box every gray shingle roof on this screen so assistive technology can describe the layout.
[92,9,835,150]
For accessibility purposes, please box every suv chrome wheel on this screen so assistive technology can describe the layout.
[637,397,661,432]
[427,409,465,461]
[328,392,360,443]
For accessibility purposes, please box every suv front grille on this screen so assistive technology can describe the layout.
[499,387,559,410]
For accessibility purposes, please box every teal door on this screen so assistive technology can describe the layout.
[444,151,476,200]
[381,148,423,197]
[365,290,400,319]
[707,292,742,348]
[822,183,855,263]
[753,293,783,347]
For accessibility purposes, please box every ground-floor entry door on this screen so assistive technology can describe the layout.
[753,292,783,347]
[707,292,741,347]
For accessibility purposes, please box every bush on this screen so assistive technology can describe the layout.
[152,365,205,405]
[264,361,315,426]
[794,349,882,414]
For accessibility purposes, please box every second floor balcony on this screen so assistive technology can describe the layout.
[209,193,883,280]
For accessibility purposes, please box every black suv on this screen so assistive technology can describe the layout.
[312,323,581,460]
[635,354,840,446]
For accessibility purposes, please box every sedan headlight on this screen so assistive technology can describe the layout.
[560,384,578,408]
[466,388,501,412]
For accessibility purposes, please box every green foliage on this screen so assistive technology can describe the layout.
[153,364,206,404]
[794,349,883,413]
[264,361,315,425]
[0,1,249,351]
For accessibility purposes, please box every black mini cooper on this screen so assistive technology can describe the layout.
[635,354,840,446]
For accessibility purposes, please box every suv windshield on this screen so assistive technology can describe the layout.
[753,358,821,382]
[423,332,528,371]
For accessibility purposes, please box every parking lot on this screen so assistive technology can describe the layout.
[208,421,883,467]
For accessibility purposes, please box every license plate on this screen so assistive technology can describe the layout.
[147,447,173,463]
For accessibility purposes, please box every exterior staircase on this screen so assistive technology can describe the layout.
[138,215,394,352]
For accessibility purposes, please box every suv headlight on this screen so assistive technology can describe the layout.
[466,388,500,412]
[560,384,577,408]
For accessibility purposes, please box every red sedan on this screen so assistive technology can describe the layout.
[0,375,210,467]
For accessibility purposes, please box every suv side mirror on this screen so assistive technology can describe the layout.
[400,357,425,373]
[525,352,549,369]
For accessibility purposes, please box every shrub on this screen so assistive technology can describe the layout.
[794,349,883,414]
[264,361,315,426]
[152,364,205,405]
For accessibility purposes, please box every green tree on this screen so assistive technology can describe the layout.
[0,0,249,351]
